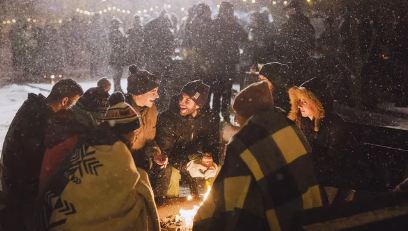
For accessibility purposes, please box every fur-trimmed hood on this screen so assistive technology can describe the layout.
[288,78,333,132]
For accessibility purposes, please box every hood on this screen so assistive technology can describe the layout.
[288,77,333,132]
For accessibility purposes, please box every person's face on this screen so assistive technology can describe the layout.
[298,98,315,119]
[62,94,80,110]
[286,8,297,17]
[134,16,141,26]
[259,75,273,92]
[179,93,199,116]
[204,8,211,20]
[134,87,159,108]
[234,113,247,128]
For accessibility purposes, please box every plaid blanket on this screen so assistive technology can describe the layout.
[193,108,322,231]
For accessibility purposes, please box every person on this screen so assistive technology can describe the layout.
[0,79,83,231]
[36,92,160,231]
[143,11,175,107]
[288,77,372,204]
[39,87,110,192]
[125,65,161,167]
[279,0,315,81]
[248,12,277,65]
[258,62,291,111]
[109,18,127,92]
[153,80,220,201]
[88,14,109,79]
[97,77,112,92]
[193,81,322,231]
[126,14,144,67]
[212,1,247,122]
[190,3,214,82]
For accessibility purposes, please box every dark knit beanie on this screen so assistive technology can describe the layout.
[104,92,140,134]
[77,87,110,120]
[127,64,159,96]
[97,77,111,91]
[233,81,273,119]
[181,80,210,107]
[259,62,289,84]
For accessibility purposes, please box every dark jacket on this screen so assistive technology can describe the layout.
[212,17,247,64]
[143,17,175,62]
[1,93,54,205]
[126,25,144,65]
[279,14,315,62]
[193,108,322,231]
[156,95,220,168]
[108,28,127,66]
[288,78,372,189]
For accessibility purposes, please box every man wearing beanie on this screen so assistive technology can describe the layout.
[153,80,220,202]
[194,81,322,231]
[125,64,161,169]
[36,92,160,231]
[39,87,110,191]
[258,62,291,112]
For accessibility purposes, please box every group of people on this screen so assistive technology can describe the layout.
[1,59,392,231]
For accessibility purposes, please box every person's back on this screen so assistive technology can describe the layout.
[194,81,322,231]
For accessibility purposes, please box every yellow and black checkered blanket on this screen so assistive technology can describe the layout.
[193,108,323,231]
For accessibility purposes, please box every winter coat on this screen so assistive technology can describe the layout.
[39,105,98,192]
[36,123,160,231]
[193,108,322,231]
[156,95,220,169]
[126,25,144,65]
[288,78,372,190]
[191,17,215,64]
[143,17,175,62]
[1,93,54,206]
[212,17,247,65]
[248,24,277,64]
[108,28,127,67]
[125,94,160,156]
[279,14,315,63]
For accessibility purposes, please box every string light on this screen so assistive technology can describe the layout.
[252,0,255,3]
[272,1,277,4]
[33,19,37,22]
[12,19,16,23]
[27,18,31,22]
[284,1,288,4]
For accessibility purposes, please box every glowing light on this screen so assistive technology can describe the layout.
[33,19,37,22]
[113,7,116,10]
[6,20,10,24]
[143,9,147,13]
[76,8,80,12]
[108,7,111,10]
[59,75,62,78]
[382,54,390,60]
[127,10,130,14]
[155,5,158,9]
[50,75,55,79]
[27,18,31,22]
[12,19,16,23]
[181,7,185,11]
[252,0,255,3]
[178,185,211,229]
[307,0,311,2]
[217,4,220,8]
[168,5,171,8]
[122,10,126,13]
[273,1,277,4]
[243,0,247,2]
[79,10,83,13]
[187,195,192,201]
[88,21,92,24]
[69,18,72,21]
[103,9,107,13]
[58,19,62,23]
[91,12,95,15]
[150,7,153,11]
[284,1,288,4]
[99,11,102,14]
[117,9,120,12]
[138,10,142,14]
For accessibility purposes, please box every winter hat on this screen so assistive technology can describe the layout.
[104,92,140,134]
[288,77,333,132]
[285,0,302,11]
[181,80,210,107]
[97,77,111,91]
[233,81,273,119]
[259,62,289,83]
[76,87,110,120]
[127,64,159,96]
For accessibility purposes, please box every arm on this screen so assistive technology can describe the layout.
[156,113,177,157]
[202,114,221,165]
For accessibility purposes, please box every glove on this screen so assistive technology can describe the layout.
[204,163,218,180]
[186,160,207,178]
